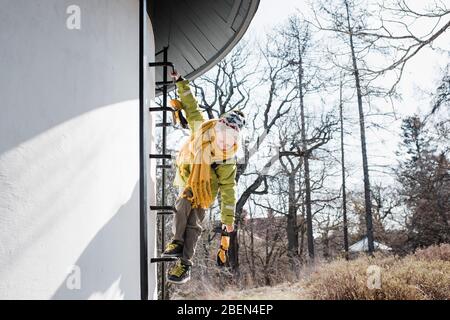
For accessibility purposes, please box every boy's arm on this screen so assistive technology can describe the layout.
[175,78,205,133]
[215,163,237,226]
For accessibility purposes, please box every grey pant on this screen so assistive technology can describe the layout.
[172,189,206,266]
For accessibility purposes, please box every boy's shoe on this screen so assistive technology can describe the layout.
[167,261,191,284]
[162,240,183,258]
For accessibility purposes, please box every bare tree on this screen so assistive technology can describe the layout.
[430,63,450,115]
[279,149,304,263]
[240,207,287,286]
[310,0,378,253]
[345,0,376,253]
[253,107,337,266]
[339,78,350,259]
[270,15,328,260]
[190,43,256,119]
[359,0,450,91]
[309,0,450,93]
[184,41,299,273]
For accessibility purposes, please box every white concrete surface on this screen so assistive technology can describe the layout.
[0,0,156,299]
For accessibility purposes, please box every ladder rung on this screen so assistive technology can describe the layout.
[156,122,172,128]
[150,257,178,263]
[149,154,172,160]
[157,164,172,169]
[149,107,173,112]
[156,81,173,86]
[150,206,176,212]
[149,61,174,68]
[157,211,174,215]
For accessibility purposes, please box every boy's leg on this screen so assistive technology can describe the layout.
[172,191,193,243]
[180,208,206,266]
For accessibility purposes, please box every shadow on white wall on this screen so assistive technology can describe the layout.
[0,101,140,299]
[88,277,125,300]
[52,183,139,300]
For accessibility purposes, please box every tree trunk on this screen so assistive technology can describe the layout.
[298,52,315,260]
[287,174,300,273]
[287,174,299,255]
[339,79,350,259]
[322,232,330,260]
[250,215,256,281]
[344,0,374,253]
[228,231,239,274]
[229,170,264,273]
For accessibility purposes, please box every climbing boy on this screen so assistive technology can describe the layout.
[162,71,245,284]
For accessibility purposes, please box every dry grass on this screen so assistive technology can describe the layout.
[172,244,450,300]
[172,281,306,300]
[303,244,450,300]
[304,255,450,300]
[414,243,450,262]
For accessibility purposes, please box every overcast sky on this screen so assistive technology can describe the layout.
[243,0,450,188]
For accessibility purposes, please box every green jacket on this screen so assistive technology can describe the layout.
[173,79,237,226]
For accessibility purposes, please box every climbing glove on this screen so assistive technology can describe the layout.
[216,227,230,267]
[170,99,189,129]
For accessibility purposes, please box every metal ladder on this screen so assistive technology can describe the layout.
[148,46,177,300]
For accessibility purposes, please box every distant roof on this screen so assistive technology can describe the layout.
[349,237,392,252]
[149,0,260,94]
